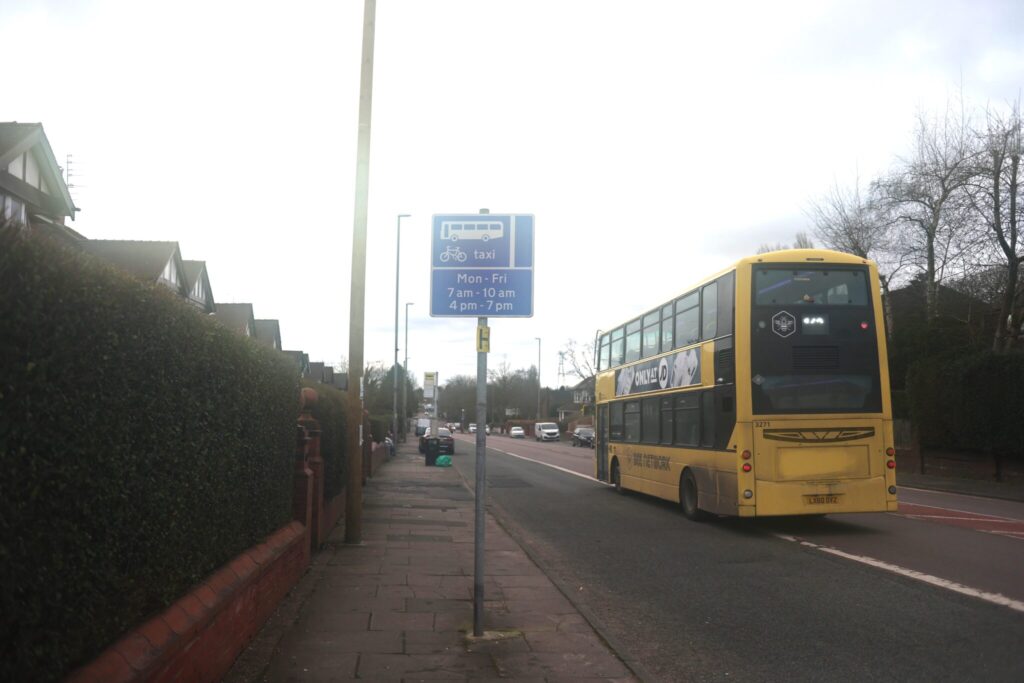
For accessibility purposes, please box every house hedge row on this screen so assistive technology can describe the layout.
[0,229,300,682]
[907,350,1024,458]
[300,379,349,499]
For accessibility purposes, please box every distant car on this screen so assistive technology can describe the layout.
[468,423,477,433]
[572,427,595,448]
[435,427,455,454]
[509,426,525,438]
[419,427,455,455]
[415,418,430,437]
[485,425,491,435]
[534,422,560,442]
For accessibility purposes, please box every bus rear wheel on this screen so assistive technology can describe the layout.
[681,470,709,521]
[611,461,623,493]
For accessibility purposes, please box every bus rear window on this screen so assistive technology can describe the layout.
[755,267,869,306]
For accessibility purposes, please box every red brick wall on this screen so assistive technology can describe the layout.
[67,522,309,683]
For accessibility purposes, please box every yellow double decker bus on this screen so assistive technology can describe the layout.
[593,249,898,520]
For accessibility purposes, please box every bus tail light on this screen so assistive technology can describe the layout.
[889,486,897,494]
[885,447,895,457]
[743,489,753,499]
[887,460,896,469]
[742,463,752,472]
[741,450,751,460]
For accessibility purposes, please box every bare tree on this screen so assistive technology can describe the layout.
[873,104,979,319]
[793,231,815,249]
[756,232,815,254]
[560,338,596,381]
[964,101,1023,351]
[808,176,909,334]
[756,241,789,254]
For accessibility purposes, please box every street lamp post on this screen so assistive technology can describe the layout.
[393,214,411,450]
[403,301,414,441]
[535,337,542,420]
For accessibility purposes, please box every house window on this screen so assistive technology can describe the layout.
[7,153,24,180]
[1,194,26,227]
[161,259,179,286]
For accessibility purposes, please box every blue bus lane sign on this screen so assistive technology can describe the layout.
[430,214,534,318]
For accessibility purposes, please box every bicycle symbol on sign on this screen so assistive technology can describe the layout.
[439,245,468,263]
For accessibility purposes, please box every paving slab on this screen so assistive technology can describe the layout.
[224,440,639,682]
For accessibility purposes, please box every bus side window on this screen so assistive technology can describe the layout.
[624,401,641,443]
[641,397,659,444]
[716,272,734,337]
[659,396,673,444]
[701,391,715,448]
[642,311,660,358]
[611,328,624,366]
[610,402,624,441]
[674,393,699,446]
[660,304,673,352]
[674,293,699,347]
[702,282,718,340]
[625,319,641,363]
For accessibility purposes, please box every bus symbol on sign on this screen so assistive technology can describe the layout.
[441,220,504,242]
[772,311,796,337]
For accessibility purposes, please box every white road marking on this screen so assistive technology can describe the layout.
[775,534,1024,614]
[453,434,607,485]
[489,447,610,484]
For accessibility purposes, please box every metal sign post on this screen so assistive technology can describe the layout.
[473,314,487,636]
[429,210,534,637]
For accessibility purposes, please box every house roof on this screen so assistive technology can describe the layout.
[254,319,282,350]
[212,303,256,336]
[76,240,181,282]
[0,122,77,219]
[889,280,996,322]
[283,350,310,376]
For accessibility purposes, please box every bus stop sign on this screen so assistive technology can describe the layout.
[429,214,534,317]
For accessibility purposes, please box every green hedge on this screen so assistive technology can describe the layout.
[368,414,388,443]
[907,350,1024,456]
[300,380,349,499]
[0,230,300,682]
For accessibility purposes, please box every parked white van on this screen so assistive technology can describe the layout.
[534,422,560,442]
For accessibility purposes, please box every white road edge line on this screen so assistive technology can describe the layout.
[488,446,611,486]
[775,534,1024,614]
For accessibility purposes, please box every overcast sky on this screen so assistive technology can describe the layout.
[4,0,1023,390]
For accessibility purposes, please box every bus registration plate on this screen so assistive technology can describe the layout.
[804,494,841,505]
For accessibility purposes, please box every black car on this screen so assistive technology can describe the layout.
[419,427,455,455]
[571,427,595,448]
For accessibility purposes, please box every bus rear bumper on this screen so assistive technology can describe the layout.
[752,476,894,516]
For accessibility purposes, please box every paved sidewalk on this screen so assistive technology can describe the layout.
[225,440,637,682]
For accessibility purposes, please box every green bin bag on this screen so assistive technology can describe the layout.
[434,455,452,467]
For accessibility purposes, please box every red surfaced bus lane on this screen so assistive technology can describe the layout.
[894,502,1024,540]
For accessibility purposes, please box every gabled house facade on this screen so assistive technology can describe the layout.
[212,303,256,338]
[76,240,189,299]
[181,260,215,313]
[254,319,282,351]
[283,351,311,377]
[0,122,78,240]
